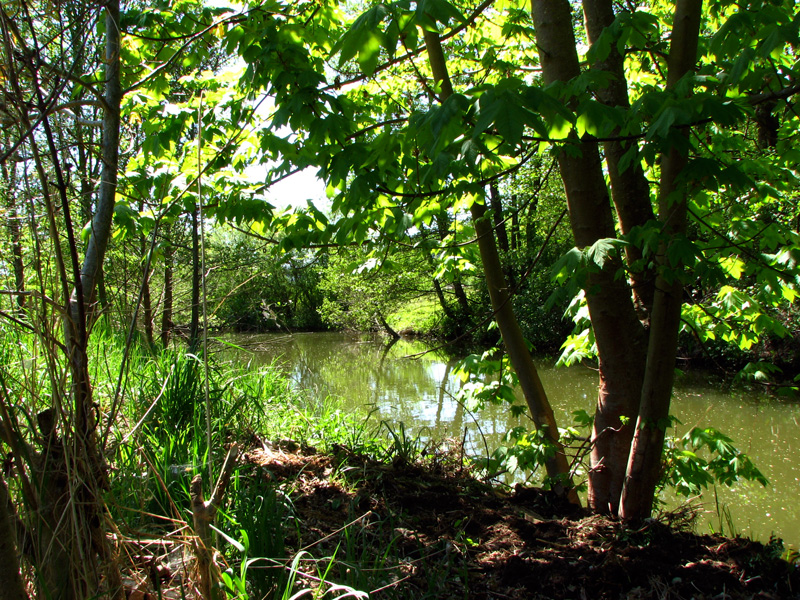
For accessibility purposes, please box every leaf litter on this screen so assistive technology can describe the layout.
[232,441,800,600]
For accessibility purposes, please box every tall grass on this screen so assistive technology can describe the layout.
[82,332,380,599]
[1,328,429,599]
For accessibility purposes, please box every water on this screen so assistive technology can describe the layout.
[221,331,800,547]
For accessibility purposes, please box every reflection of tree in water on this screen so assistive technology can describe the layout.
[225,333,528,459]
[220,333,589,457]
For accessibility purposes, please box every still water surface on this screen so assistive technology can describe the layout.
[223,331,800,547]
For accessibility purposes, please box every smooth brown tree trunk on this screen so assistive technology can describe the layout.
[423,27,575,496]
[139,200,155,348]
[190,206,201,351]
[472,200,575,493]
[582,0,656,318]
[620,0,702,521]
[531,0,647,515]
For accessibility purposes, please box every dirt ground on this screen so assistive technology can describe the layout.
[233,441,800,600]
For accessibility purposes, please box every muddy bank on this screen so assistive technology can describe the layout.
[236,442,800,599]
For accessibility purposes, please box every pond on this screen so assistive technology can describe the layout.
[221,331,800,548]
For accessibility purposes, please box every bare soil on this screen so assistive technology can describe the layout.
[235,441,800,600]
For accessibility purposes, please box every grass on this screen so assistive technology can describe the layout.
[0,321,396,599]
[3,328,793,600]
[387,297,440,335]
[89,333,420,599]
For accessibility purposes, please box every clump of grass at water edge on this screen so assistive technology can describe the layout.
[100,335,404,599]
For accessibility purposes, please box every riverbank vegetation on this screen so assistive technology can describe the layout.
[2,0,800,597]
[1,330,797,599]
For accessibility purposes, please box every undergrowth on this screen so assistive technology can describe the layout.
[94,333,440,599]
[1,329,791,600]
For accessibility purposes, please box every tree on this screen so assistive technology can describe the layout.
[0,0,262,595]
[261,0,800,517]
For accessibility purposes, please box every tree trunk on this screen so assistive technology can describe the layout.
[525,189,539,249]
[489,182,515,287]
[472,200,575,493]
[620,0,702,521]
[433,279,454,318]
[423,27,576,497]
[425,247,455,319]
[452,278,471,316]
[56,0,124,596]
[489,182,510,254]
[190,206,201,352]
[161,236,174,346]
[376,312,400,339]
[530,0,648,515]
[582,0,655,318]
[139,201,155,348]
[73,0,121,323]
[433,212,471,317]
[510,194,520,251]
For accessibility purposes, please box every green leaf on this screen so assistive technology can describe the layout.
[586,238,625,269]
[665,236,697,269]
[727,47,756,87]
[551,247,585,284]
[575,100,623,138]
[416,0,466,30]
[333,3,391,69]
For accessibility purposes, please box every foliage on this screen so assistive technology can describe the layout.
[2,0,800,592]
[207,230,327,331]
[319,246,436,332]
[662,424,768,498]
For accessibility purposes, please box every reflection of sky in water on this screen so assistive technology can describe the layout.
[222,332,800,548]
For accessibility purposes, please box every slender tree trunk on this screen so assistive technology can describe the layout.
[452,278,471,315]
[376,312,400,338]
[489,182,515,287]
[472,200,575,492]
[423,27,575,497]
[434,213,471,316]
[525,190,539,248]
[425,250,455,319]
[161,237,174,346]
[9,199,25,311]
[582,0,655,318]
[510,194,520,251]
[74,0,121,323]
[432,278,454,318]
[96,268,110,320]
[489,182,510,254]
[139,200,155,348]
[190,206,201,351]
[34,0,124,596]
[620,0,702,521]
[531,0,647,515]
